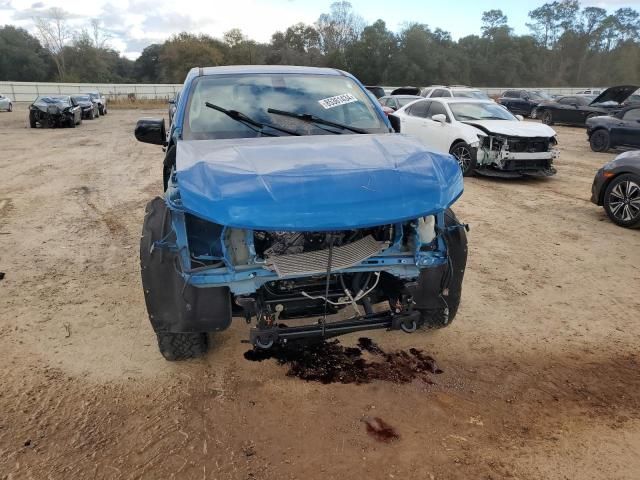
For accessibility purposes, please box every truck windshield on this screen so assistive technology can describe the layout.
[183,73,388,140]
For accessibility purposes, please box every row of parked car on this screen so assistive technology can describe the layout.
[365,83,640,229]
[26,92,108,128]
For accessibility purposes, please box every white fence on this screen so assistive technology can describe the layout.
[0,82,182,102]
[0,81,607,103]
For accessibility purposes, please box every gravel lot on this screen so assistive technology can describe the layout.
[1,104,639,480]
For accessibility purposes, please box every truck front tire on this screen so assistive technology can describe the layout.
[416,209,468,329]
[141,197,232,361]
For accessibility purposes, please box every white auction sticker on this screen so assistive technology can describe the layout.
[318,93,358,109]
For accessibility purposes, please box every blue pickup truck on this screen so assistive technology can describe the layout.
[135,65,468,360]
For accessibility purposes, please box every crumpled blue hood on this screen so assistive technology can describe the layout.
[176,134,463,231]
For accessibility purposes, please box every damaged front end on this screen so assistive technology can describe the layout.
[141,134,467,349]
[29,102,75,128]
[476,134,559,177]
[144,193,467,349]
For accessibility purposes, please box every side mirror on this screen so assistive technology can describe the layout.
[571,103,579,108]
[432,114,447,124]
[515,114,524,121]
[168,99,176,105]
[135,118,166,145]
[388,114,401,133]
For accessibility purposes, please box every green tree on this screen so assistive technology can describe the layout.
[134,44,163,82]
[345,20,396,84]
[158,33,225,83]
[316,1,364,53]
[481,10,510,38]
[0,26,53,81]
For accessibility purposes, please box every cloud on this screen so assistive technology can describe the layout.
[141,12,212,34]
[0,0,13,10]
[582,0,640,6]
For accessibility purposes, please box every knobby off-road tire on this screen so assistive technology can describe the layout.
[419,208,468,329]
[141,197,210,361]
[156,332,208,361]
[141,197,232,361]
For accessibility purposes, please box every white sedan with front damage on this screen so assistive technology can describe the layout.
[389,98,559,177]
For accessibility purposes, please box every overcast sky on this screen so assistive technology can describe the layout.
[1,0,640,59]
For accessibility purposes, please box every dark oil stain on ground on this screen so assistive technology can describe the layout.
[361,416,400,442]
[244,337,443,385]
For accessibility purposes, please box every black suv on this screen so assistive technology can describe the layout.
[498,89,553,118]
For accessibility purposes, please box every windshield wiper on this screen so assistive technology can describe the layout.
[267,108,367,134]
[204,102,299,136]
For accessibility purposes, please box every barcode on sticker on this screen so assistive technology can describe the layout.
[318,93,358,109]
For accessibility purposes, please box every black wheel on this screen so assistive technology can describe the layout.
[8,103,12,112]
[449,141,476,177]
[255,336,275,350]
[29,115,37,128]
[590,129,610,152]
[69,117,76,128]
[141,197,231,361]
[400,320,418,333]
[89,109,95,120]
[418,209,468,328]
[156,332,208,361]
[603,174,640,228]
[529,106,537,118]
[541,110,553,125]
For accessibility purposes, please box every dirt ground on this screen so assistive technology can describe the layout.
[0,104,639,480]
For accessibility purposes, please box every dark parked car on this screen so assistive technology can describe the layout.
[536,85,638,127]
[497,89,553,117]
[135,65,467,360]
[586,106,640,152]
[391,86,421,96]
[71,94,99,119]
[625,94,640,106]
[29,95,82,128]
[378,95,422,111]
[591,150,640,228]
[365,86,386,98]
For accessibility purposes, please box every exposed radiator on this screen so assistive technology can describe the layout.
[265,235,387,277]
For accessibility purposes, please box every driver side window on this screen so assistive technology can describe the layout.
[426,102,449,122]
[407,101,431,118]
[622,108,640,121]
[559,97,577,105]
[432,89,450,98]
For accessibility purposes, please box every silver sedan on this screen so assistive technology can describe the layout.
[0,94,13,112]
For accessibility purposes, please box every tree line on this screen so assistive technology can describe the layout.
[1,0,639,87]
